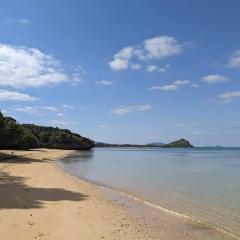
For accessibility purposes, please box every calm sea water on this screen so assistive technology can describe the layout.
[58,147,240,238]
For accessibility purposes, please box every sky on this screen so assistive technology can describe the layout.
[0,0,240,146]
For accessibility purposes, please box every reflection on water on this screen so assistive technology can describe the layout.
[62,150,94,163]
[58,147,240,239]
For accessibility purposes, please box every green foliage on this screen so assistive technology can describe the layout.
[0,110,94,150]
[163,138,193,148]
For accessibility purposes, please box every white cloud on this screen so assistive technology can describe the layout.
[191,83,199,88]
[109,35,184,71]
[0,44,79,88]
[192,130,206,135]
[61,104,75,109]
[115,46,135,60]
[40,106,58,111]
[146,65,158,72]
[109,58,128,71]
[13,106,40,115]
[111,105,151,115]
[12,105,60,115]
[0,90,36,101]
[218,90,240,103]
[150,84,178,91]
[146,64,169,73]
[109,46,134,71]
[201,74,228,84]
[150,79,190,91]
[18,19,30,24]
[57,113,65,117]
[71,73,82,84]
[144,36,182,59]
[228,50,240,68]
[145,64,169,73]
[131,63,142,70]
[95,80,113,86]
[48,120,67,126]
[173,80,190,85]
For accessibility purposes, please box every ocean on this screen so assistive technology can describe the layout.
[58,147,240,239]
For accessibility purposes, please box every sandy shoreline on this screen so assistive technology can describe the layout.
[0,149,153,240]
[0,149,235,240]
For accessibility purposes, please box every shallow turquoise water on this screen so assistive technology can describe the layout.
[59,147,240,238]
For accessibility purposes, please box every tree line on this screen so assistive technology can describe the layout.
[0,111,94,150]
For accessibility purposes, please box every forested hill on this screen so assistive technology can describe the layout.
[0,111,94,150]
[162,138,193,148]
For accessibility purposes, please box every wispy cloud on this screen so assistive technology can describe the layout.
[18,19,30,24]
[150,84,178,91]
[12,105,58,115]
[109,35,184,71]
[228,50,240,68]
[191,83,199,88]
[173,80,190,85]
[40,106,58,111]
[146,64,169,73]
[218,90,240,103]
[98,124,111,128]
[10,105,73,116]
[0,44,81,88]
[95,80,113,86]
[131,63,142,70]
[47,120,67,126]
[0,90,36,101]
[192,130,206,135]
[12,106,42,115]
[201,74,228,84]
[57,113,65,117]
[150,79,190,91]
[111,105,151,115]
[61,104,75,109]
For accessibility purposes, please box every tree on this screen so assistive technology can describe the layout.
[0,111,94,150]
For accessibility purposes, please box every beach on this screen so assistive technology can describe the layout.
[0,149,152,240]
[0,148,235,240]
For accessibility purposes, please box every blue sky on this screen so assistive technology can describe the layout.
[0,0,240,146]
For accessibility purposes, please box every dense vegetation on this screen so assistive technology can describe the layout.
[0,111,94,150]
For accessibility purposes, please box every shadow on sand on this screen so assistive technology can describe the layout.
[0,152,47,164]
[0,152,88,209]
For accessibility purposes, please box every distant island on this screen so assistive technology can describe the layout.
[95,138,194,148]
[162,138,193,148]
[0,111,94,150]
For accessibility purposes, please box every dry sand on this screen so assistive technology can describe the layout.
[0,149,234,240]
